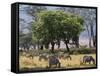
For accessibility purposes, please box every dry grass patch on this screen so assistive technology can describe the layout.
[19,54,96,70]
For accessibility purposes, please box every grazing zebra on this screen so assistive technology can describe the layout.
[81,56,95,64]
[49,56,61,68]
[59,54,72,60]
[26,54,34,59]
[39,54,48,61]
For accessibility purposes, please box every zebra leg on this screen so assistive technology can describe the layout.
[49,64,51,68]
[58,62,61,68]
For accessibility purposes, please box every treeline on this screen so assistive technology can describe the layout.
[19,6,96,53]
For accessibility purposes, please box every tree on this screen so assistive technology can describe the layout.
[61,14,84,52]
[19,32,32,51]
[56,7,82,48]
[57,7,96,48]
[24,6,47,49]
[80,9,96,47]
[32,10,83,53]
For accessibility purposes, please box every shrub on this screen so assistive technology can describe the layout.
[72,48,96,54]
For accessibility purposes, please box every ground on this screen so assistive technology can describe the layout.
[19,53,96,71]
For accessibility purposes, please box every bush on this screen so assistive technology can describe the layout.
[20,48,96,56]
[72,48,96,54]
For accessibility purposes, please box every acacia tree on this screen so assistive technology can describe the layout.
[56,7,82,48]
[32,11,83,53]
[61,14,84,52]
[57,7,96,48]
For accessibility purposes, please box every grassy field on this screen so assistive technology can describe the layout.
[19,53,96,71]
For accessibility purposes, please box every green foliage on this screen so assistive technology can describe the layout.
[71,48,96,54]
[32,10,84,50]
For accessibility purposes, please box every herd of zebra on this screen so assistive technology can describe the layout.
[20,50,96,68]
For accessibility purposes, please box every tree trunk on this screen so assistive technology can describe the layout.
[57,40,60,49]
[93,37,95,47]
[73,36,79,48]
[93,35,96,47]
[89,37,92,48]
[65,43,70,52]
[51,41,55,53]
[40,45,43,50]
[74,36,79,48]
[86,24,91,48]
[26,44,30,51]
[45,42,49,49]
[90,25,95,47]
[64,40,70,52]
[33,44,36,49]
[37,41,40,49]
[58,43,60,49]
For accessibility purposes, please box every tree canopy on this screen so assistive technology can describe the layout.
[32,10,84,53]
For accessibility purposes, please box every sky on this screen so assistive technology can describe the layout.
[19,4,96,47]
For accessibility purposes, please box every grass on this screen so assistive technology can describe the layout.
[19,53,96,71]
